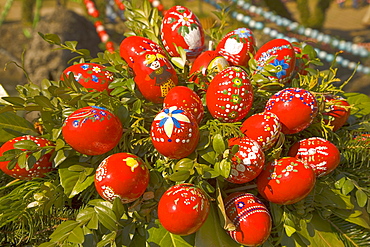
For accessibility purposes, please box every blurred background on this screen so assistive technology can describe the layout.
[0,0,370,97]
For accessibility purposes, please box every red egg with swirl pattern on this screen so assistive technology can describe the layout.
[163,86,204,124]
[264,88,318,134]
[226,136,265,184]
[161,5,205,59]
[224,192,272,246]
[0,135,55,180]
[253,39,296,84]
[206,66,253,123]
[150,106,199,159]
[257,157,316,205]
[323,95,351,131]
[288,137,340,177]
[61,63,114,92]
[240,112,282,151]
[62,106,123,156]
[94,152,149,204]
[216,27,256,67]
[158,183,210,235]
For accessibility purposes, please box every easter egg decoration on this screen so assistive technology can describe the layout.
[288,137,341,177]
[264,88,318,134]
[323,95,351,131]
[61,63,114,92]
[62,106,123,156]
[158,183,210,235]
[257,157,316,205]
[150,106,199,159]
[0,135,55,180]
[216,27,256,66]
[94,153,149,203]
[206,66,253,122]
[224,192,272,246]
[161,5,205,58]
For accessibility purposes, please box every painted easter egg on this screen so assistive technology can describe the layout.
[61,63,114,92]
[0,135,54,180]
[158,183,210,235]
[288,137,341,177]
[150,106,199,159]
[62,106,123,156]
[206,66,253,122]
[226,136,265,184]
[323,95,351,131]
[224,192,272,246]
[257,157,316,205]
[94,153,149,203]
[264,88,318,134]
[188,50,229,87]
[254,39,296,84]
[163,86,204,124]
[240,112,282,151]
[161,5,205,58]
[216,27,256,66]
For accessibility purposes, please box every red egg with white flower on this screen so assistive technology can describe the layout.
[323,95,351,131]
[94,152,149,203]
[226,136,265,184]
[61,63,114,92]
[224,192,272,246]
[265,88,318,134]
[206,66,253,122]
[288,137,340,177]
[216,27,256,66]
[161,5,205,58]
[240,112,282,151]
[257,157,316,205]
[151,106,199,159]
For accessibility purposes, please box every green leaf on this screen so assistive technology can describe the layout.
[38,242,58,247]
[34,95,54,108]
[147,221,195,246]
[356,189,368,207]
[50,220,80,242]
[167,170,191,182]
[67,225,84,244]
[13,139,39,150]
[17,152,27,169]
[342,179,355,195]
[214,159,231,178]
[1,96,25,106]
[94,204,118,231]
[200,148,216,164]
[344,92,370,117]
[171,57,185,70]
[0,112,37,142]
[212,134,226,155]
[39,32,61,45]
[97,231,117,247]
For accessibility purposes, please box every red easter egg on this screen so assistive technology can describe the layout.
[62,106,123,156]
[150,106,199,159]
[61,63,114,92]
[254,39,296,84]
[163,86,204,124]
[240,112,282,151]
[323,95,351,131]
[189,50,229,87]
[226,136,265,184]
[257,157,316,205]
[0,135,54,180]
[288,137,340,177]
[264,88,318,134]
[224,192,272,246]
[94,153,149,203]
[161,5,205,58]
[206,66,254,122]
[158,183,210,235]
[216,27,256,66]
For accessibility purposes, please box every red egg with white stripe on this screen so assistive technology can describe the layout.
[206,66,253,122]
[216,27,256,66]
[264,88,318,134]
[288,137,340,177]
[226,137,265,184]
[161,5,205,58]
[240,112,282,151]
[224,192,272,246]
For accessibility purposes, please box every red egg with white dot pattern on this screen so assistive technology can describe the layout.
[206,66,253,123]
[240,112,282,151]
[150,106,199,159]
[288,137,340,177]
[323,95,351,131]
[257,157,316,205]
[158,183,210,235]
[224,192,272,246]
[94,152,149,204]
[264,88,318,134]
[0,135,54,180]
[226,136,265,184]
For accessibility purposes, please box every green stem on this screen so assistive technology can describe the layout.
[0,0,15,27]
